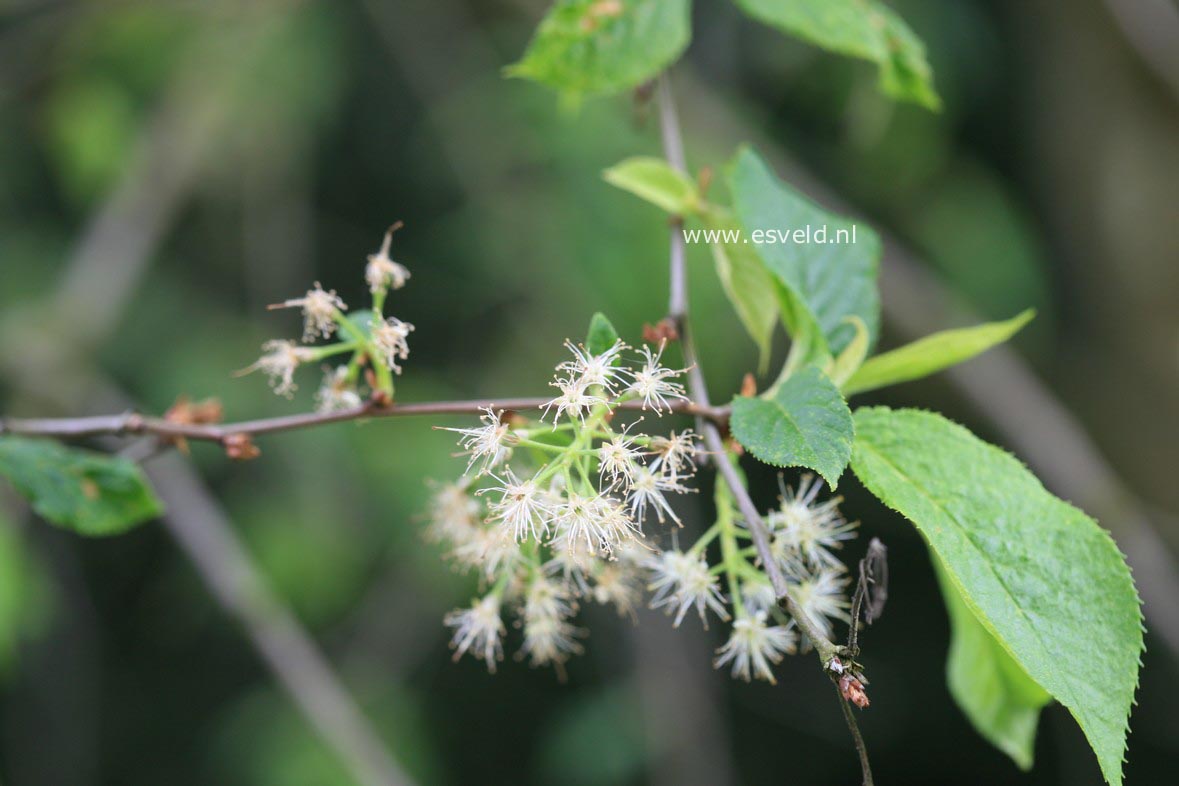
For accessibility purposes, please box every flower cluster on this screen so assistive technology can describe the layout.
[427,332,859,685]
[429,336,699,673]
[707,474,858,683]
[239,225,414,405]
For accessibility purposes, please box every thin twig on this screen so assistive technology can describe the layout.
[0,397,729,446]
[655,71,871,783]
[836,684,875,786]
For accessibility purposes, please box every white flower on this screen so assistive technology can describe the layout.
[599,431,643,488]
[714,613,797,683]
[370,316,414,373]
[590,563,642,619]
[314,366,363,413]
[444,595,505,672]
[541,376,606,424]
[424,480,482,545]
[271,282,346,342]
[518,577,583,667]
[646,550,730,628]
[482,468,553,542]
[448,526,520,580]
[554,493,641,557]
[649,430,699,480]
[627,462,689,525]
[627,343,688,413]
[440,407,514,475]
[768,474,857,570]
[790,567,851,644]
[240,340,317,397]
[558,339,627,393]
[366,224,411,293]
[741,579,778,617]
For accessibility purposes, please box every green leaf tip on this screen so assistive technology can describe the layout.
[844,309,1034,396]
[851,407,1142,785]
[585,312,620,356]
[602,157,699,215]
[731,0,940,110]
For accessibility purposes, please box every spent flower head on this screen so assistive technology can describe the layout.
[271,282,347,342]
[366,224,411,293]
[240,340,318,397]
[371,316,414,373]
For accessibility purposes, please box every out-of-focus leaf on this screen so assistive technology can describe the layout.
[603,156,699,214]
[728,146,881,356]
[732,0,940,109]
[0,512,54,675]
[507,0,691,100]
[844,310,1033,395]
[934,555,1050,770]
[851,407,1142,786]
[43,78,137,202]
[731,366,853,488]
[535,684,650,786]
[585,312,620,355]
[704,211,778,372]
[0,437,162,536]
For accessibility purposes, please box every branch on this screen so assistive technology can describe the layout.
[655,72,871,783]
[1,397,730,448]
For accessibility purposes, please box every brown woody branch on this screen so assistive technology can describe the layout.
[0,397,729,448]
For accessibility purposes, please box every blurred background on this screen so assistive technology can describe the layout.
[1,0,1177,784]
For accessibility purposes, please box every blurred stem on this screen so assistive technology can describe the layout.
[655,71,871,783]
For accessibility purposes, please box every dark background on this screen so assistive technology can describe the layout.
[1,0,1177,784]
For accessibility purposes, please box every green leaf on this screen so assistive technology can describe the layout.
[844,310,1034,396]
[934,554,1050,770]
[603,157,699,215]
[585,312,620,356]
[728,146,881,357]
[704,211,778,372]
[506,0,691,100]
[731,0,940,109]
[0,437,163,537]
[851,408,1141,785]
[730,366,853,488]
[825,316,870,387]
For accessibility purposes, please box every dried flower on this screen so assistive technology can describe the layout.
[371,316,414,373]
[271,282,347,342]
[315,366,363,413]
[366,223,411,293]
[240,340,318,397]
